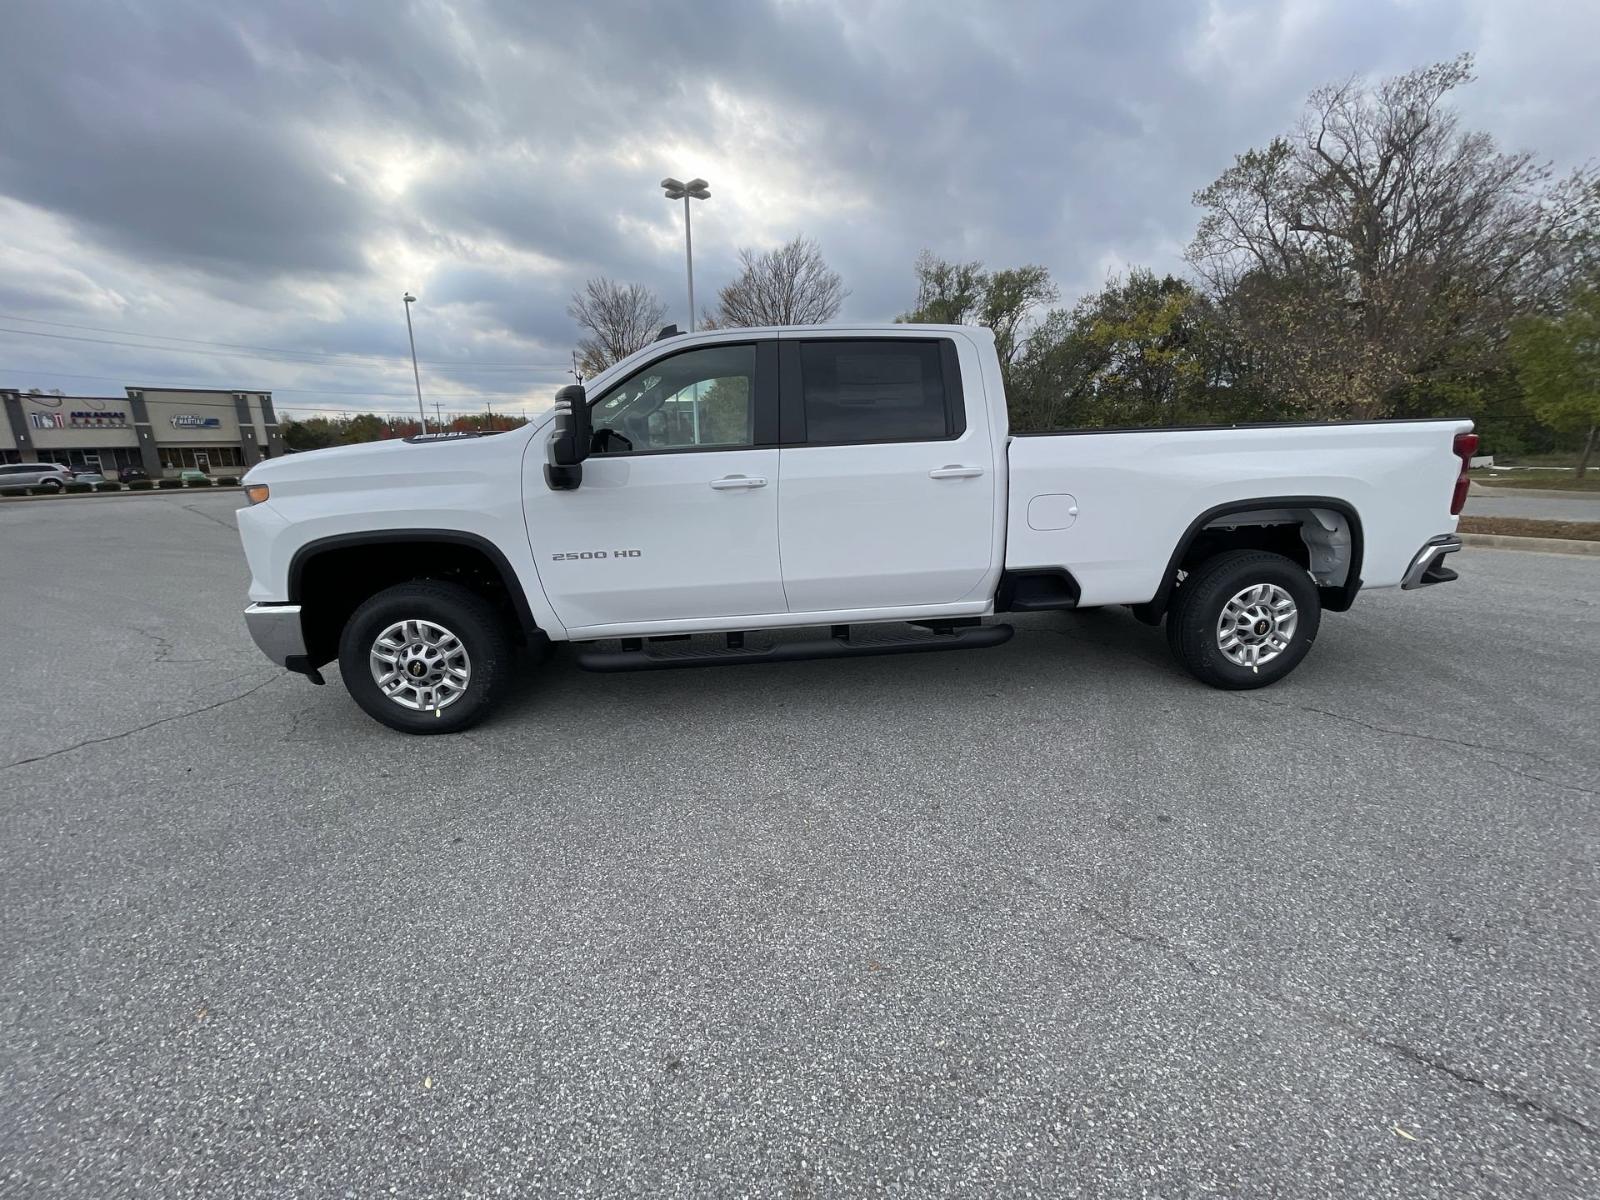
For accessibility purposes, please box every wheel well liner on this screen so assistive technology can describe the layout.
[1142,496,1364,619]
[288,530,538,663]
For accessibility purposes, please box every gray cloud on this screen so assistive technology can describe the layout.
[0,0,1594,417]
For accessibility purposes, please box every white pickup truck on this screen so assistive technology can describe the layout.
[237,324,1474,733]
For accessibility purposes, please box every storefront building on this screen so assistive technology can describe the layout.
[0,386,285,478]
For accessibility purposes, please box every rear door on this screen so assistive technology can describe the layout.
[776,334,998,612]
[524,339,788,631]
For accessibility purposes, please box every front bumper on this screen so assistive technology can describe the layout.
[1401,534,1463,590]
[245,603,306,667]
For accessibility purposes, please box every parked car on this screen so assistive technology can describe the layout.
[119,466,150,483]
[178,469,211,483]
[238,323,1474,734]
[73,471,107,485]
[0,462,75,492]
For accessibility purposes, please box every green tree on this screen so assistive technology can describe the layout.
[1008,271,1283,432]
[343,413,386,443]
[280,417,339,451]
[1510,285,1600,477]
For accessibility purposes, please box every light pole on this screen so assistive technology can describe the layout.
[402,292,425,433]
[660,177,709,331]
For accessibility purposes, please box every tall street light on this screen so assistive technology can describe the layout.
[660,177,710,331]
[402,292,426,433]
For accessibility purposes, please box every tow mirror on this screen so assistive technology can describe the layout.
[546,383,590,490]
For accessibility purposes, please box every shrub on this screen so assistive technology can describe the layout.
[187,477,214,488]
[30,486,60,496]
[158,478,183,489]
[96,481,124,492]
[64,482,93,494]
[0,486,26,497]
[128,479,155,491]
[217,475,240,486]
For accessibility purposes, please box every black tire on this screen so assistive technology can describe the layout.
[42,479,63,493]
[338,581,515,734]
[1165,550,1321,690]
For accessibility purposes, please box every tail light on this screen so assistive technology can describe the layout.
[1450,432,1478,516]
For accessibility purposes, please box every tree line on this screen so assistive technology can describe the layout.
[280,410,525,452]
[574,55,1600,476]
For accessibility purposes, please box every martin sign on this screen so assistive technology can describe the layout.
[171,414,222,429]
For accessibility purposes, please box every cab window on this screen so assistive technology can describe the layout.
[590,344,757,454]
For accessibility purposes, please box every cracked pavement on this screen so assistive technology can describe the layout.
[2,492,1598,1198]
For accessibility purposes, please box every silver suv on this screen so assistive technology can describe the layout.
[0,462,75,492]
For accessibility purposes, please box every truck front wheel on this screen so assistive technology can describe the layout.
[1165,550,1321,690]
[338,581,514,734]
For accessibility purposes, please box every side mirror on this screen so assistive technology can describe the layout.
[546,383,590,490]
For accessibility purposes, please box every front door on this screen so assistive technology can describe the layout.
[524,340,786,633]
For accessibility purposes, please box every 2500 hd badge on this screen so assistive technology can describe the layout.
[550,549,642,561]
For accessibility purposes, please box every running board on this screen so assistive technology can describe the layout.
[574,622,1014,672]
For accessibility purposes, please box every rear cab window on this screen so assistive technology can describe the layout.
[786,339,965,446]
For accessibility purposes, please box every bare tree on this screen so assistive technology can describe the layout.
[1188,54,1591,417]
[899,250,1057,393]
[707,236,847,328]
[569,278,666,377]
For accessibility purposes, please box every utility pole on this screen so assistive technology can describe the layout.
[402,292,426,433]
[433,401,443,431]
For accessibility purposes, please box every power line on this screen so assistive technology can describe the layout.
[0,312,572,369]
[0,365,556,403]
[0,324,571,373]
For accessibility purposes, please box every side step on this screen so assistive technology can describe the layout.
[574,622,1014,673]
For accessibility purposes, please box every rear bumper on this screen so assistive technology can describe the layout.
[1401,534,1462,590]
[245,603,306,667]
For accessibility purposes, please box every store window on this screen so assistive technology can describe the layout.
[37,449,105,470]
[159,446,244,470]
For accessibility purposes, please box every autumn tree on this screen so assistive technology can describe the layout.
[706,235,846,327]
[569,277,666,377]
[1188,54,1589,418]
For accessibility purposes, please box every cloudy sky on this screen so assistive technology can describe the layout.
[1,0,1596,421]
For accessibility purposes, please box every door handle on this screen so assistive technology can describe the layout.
[710,475,767,490]
[929,465,984,479]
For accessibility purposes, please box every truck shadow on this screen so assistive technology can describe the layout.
[490,607,1183,730]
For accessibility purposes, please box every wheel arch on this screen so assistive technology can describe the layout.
[289,529,540,666]
[1136,496,1364,622]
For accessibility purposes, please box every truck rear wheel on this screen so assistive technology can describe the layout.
[338,581,514,734]
[1165,550,1320,690]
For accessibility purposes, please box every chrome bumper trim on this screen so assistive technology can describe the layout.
[245,603,306,667]
[1401,534,1463,590]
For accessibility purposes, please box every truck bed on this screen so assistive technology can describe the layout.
[1004,419,1472,607]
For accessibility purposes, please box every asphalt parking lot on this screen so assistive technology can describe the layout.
[3,491,1598,1198]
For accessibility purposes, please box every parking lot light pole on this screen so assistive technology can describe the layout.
[403,292,425,433]
[660,177,710,332]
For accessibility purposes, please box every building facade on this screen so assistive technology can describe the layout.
[0,386,285,478]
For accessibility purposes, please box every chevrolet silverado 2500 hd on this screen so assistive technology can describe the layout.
[237,323,1473,733]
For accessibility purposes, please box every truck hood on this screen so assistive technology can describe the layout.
[243,432,521,486]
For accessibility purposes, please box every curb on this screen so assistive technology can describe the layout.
[0,486,243,503]
[1469,483,1599,500]
[1460,533,1600,557]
